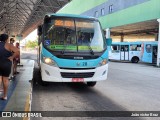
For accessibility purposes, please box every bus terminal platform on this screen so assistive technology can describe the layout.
[0,59,34,120]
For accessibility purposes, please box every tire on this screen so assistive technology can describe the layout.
[87,82,97,87]
[131,57,139,63]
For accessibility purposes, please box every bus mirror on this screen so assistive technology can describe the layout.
[106,38,112,46]
[37,25,42,36]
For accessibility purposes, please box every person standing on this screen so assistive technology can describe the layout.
[0,34,20,100]
[13,42,20,74]
[9,38,15,79]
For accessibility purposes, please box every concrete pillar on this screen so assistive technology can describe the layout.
[155,33,158,41]
[157,19,160,67]
[105,28,110,38]
[120,33,124,42]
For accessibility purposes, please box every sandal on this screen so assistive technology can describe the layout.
[1,97,7,100]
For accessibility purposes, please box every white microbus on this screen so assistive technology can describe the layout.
[109,42,142,63]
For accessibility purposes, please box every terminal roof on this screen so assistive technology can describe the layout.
[0,0,71,38]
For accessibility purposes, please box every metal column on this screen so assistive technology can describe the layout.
[105,28,110,38]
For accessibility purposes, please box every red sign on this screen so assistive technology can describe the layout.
[72,78,84,82]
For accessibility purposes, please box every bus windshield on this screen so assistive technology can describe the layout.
[43,17,105,53]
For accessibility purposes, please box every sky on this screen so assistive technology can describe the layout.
[20,29,37,46]
[24,29,37,41]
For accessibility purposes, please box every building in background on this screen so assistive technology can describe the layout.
[57,0,160,66]
[57,0,160,42]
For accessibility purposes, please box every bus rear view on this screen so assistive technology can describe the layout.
[37,14,111,87]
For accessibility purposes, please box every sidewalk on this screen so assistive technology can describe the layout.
[0,59,34,120]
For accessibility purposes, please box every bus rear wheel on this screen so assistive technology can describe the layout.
[131,57,139,63]
[87,82,97,87]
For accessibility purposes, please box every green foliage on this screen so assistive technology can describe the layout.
[25,40,38,48]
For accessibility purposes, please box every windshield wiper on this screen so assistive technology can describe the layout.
[87,42,94,55]
[61,44,67,54]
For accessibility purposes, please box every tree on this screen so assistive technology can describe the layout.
[25,40,38,48]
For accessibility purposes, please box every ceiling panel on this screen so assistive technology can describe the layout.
[111,19,159,36]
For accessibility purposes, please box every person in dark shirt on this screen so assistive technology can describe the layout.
[78,34,89,45]
[0,34,20,100]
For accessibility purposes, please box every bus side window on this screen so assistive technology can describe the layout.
[130,44,141,51]
[111,45,119,53]
[112,45,117,50]
[137,45,141,51]
[130,45,136,51]
[153,47,157,57]
[124,46,128,51]
[121,46,124,51]
[146,44,151,53]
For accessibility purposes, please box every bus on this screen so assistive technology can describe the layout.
[141,41,158,64]
[37,13,112,87]
[109,42,142,63]
[109,41,158,64]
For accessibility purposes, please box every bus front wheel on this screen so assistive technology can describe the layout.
[87,82,97,87]
[131,57,139,63]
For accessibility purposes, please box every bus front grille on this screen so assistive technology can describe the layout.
[61,72,95,78]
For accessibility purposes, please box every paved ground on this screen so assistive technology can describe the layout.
[0,59,34,120]
[21,52,160,120]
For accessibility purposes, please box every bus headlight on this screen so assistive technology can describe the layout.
[97,59,108,67]
[42,57,58,67]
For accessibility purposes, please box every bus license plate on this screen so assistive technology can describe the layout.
[72,78,84,82]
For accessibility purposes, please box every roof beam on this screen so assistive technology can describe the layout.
[111,29,159,36]
[17,3,30,16]
[20,0,33,12]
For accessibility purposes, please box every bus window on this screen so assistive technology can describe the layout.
[130,44,141,51]
[111,45,120,53]
[121,45,128,51]
[121,45,124,51]
[137,45,141,51]
[125,46,129,51]
[153,46,157,57]
[146,44,151,53]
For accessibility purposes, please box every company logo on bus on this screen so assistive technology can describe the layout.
[74,57,83,59]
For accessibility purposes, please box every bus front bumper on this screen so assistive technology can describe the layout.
[40,62,108,82]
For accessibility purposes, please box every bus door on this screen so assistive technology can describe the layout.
[142,44,152,63]
[152,45,158,63]
[120,45,129,60]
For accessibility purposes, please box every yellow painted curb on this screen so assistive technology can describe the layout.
[23,87,32,120]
